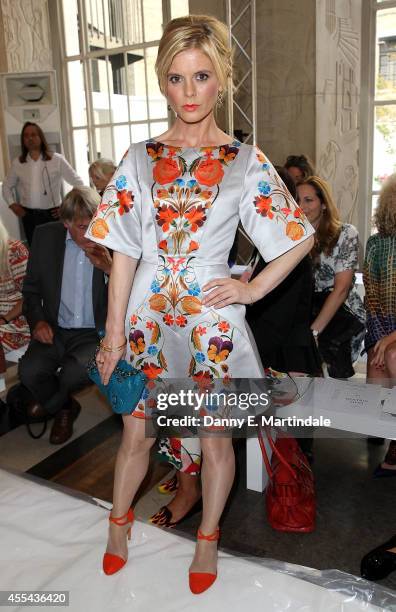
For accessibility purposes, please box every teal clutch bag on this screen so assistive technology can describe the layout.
[87,357,147,415]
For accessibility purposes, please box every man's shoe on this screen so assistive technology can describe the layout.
[26,402,48,420]
[49,399,81,445]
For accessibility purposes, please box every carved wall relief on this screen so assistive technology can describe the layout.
[316,0,361,224]
[1,0,52,73]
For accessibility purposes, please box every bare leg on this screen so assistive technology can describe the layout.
[189,436,235,575]
[106,416,155,560]
[381,342,396,470]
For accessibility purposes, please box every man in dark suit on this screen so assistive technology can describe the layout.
[19,186,111,444]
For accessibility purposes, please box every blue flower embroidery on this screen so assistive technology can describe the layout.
[187,179,197,188]
[179,269,188,277]
[195,352,205,363]
[175,178,185,186]
[115,175,127,190]
[263,162,270,171]
[148,345,158,355]
[164,267,171,276]
[258,181,271,196]
[151,279,161,293]
[188,283,200,296]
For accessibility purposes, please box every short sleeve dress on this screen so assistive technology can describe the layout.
[87,140,314,473]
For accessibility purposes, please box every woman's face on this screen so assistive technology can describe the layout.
[286,166,304,184]
[297,183,324,227]
[165,48,220,123]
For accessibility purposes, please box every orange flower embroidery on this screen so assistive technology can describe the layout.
[218,321,230,333]
[158,239,168,253]
[163,313,174,326]
[153,157,182,185]
[142,362,163,379]
[117,189,134,214]
[187,240,199,253]
[184,205,206,232]
[254,195,273,219]
[181,296,202,315]
[156,204,178,232]
[149,293,167,312]
[130,314,138,325]
[175,315,187,327]
[286,221,305,241]
[193,158,224,186]
[90,218,109,239]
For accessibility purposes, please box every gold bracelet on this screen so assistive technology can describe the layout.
[99,338,127,352]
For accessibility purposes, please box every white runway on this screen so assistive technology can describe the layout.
[0,469,393,611]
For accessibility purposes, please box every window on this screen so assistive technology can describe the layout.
[371,2,396,220]
[59,0,188,182]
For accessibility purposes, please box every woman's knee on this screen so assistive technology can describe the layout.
[385,342,396,375]
[120,417,155,456]
[201,437,234,464]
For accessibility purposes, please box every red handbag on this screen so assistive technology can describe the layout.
[258,426,316,533]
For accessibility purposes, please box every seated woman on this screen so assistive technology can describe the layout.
[284,154,315,185]
[297,176,365,378]
[89,159,116,197]
[0,219,30,361]
[363,174,396,476]
[246,167,322,377]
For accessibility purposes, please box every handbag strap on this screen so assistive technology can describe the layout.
[258,424,297,481]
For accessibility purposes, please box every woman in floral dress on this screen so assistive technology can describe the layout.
[297,176,365,378]
[87,14,314,593]
[0,219,30,356]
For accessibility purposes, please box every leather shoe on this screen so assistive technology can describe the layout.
[26,402,48,420]
[361,535,396,581]
[49,399,81,445]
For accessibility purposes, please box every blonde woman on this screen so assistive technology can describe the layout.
[89,159,116,196]
[0,219,30,356]
[297,176,365,378]
[364,174,396,476]
[87,14,314,593]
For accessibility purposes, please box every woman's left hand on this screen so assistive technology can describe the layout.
[202,277,256,308]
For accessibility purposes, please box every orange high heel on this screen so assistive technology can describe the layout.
[102,508,134,575]
[189,527,220,594]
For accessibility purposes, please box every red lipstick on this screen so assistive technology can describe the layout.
[182,104,199,111]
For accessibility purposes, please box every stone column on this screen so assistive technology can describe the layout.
[316,0,362,225]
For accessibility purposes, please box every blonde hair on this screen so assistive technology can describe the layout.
[60,186,101,223]
[374,174,396,236]
[298,176,342,256]
[89,158,116,181]
[155,15,232,104]
[0,219,10,277]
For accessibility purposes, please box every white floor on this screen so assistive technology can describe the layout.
[0,469,393,612]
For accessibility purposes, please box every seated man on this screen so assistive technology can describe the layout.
[19,186,111,444]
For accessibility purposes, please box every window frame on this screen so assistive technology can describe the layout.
[57,0,171,174]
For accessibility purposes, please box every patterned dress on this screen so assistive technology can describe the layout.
[87,140,314,472]
[0,240,30,352]
[313,223,365,361]
[363,233,396,351]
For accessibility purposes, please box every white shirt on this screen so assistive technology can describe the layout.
[2,152,84,210]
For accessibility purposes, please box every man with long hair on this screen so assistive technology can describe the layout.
[2,122,84,245]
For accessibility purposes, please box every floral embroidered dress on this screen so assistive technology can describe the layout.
[87,140,314,473]
[0,239,30,352]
